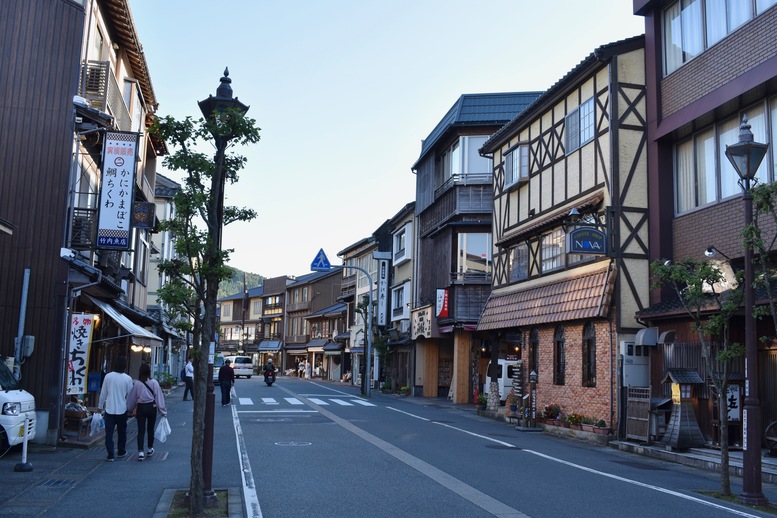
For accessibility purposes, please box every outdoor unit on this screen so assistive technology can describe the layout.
[620,340,648,387]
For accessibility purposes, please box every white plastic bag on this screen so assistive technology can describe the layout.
[154,416,172,443]
[89,412,104,437]
[230,384,236,398]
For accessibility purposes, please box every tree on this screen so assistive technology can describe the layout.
[152,107,260,516]
[650,258,743,496]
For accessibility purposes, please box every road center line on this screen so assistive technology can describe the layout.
[309,399,527,518]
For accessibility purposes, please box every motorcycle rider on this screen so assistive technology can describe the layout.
[264,357,276,384]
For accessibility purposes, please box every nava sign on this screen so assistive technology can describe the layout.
[566,227,607,255]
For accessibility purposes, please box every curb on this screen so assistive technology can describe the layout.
[153,487,242,518]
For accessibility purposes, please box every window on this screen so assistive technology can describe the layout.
[253,300,261,315]
[582,321,596,387]
[529,328,539,378]
[509,242,529,282]
[554,326,565,385]
[393,223,412,265]
[565,98,595,153]
[221,303,232,319]
[135,231,149,284]
[663,0,773,75]
[505,144,529,187]
[674,100,774,214]
[541,229,565,273]
[457,233,491,276]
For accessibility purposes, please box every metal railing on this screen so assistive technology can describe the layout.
[80,60,131,131]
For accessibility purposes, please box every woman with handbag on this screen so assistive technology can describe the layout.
[127,362,167,461]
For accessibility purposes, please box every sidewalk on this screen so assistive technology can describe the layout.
[0,384,243,518]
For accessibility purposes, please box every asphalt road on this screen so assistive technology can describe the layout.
[232,376,776,518]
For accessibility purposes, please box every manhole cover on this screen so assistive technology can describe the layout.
[274,441,312,447]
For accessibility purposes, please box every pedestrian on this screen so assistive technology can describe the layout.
[298,360,304,378]
[183,356,194,400]
[305,359,312,380]
[218,359,235,406]
[98,356,133,462]
[127,362,167,461]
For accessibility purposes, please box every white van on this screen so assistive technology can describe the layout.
[0,359,36,447]
[224,356,253,379]
[483,359,520,403]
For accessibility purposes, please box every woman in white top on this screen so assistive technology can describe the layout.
[127,362,167,461]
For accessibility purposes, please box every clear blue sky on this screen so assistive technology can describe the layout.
[130,0,644,281]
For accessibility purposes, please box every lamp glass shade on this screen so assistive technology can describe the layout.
[725,141,768,181]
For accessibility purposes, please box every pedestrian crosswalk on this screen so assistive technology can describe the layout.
[235,396,376,408]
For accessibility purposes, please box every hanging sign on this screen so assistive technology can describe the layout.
[67,313,96,395]
[96,131,139,250]
[436,289,449,318]
[566,227,607,254]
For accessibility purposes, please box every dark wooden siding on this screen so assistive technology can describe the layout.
[0,1,85,435]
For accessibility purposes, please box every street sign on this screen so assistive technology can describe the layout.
[310,248,331,271]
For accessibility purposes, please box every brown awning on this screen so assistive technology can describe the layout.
[477,262,615,331]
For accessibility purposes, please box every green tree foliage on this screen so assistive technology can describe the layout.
[151,107,260,516]
[650,258,743,496]
[219,267,263,299]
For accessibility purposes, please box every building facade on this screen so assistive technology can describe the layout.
[479,36,648,431]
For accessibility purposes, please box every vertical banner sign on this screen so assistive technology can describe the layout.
[97,131,139,250]
[436,289,449,318]
[67,314,95,395]
[377,258,388,326]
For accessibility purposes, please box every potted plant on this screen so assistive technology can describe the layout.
[567,413,583,430]
[399,385,410,396]
[581,416,595,432]
[477,393,487,409]
[595,419,609,434]
[542,403,561,425]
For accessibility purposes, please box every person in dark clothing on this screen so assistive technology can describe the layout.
[218,359,235,406]
[183,356,194,400]
[264,357,276,383]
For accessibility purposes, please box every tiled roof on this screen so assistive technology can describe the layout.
[155,173,180,198]
[662,369,704,384]
[414,92,543,167]
[477,263,615,330]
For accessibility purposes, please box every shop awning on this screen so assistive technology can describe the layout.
[86,295,162,347]
[305,338,328,353]
[477,263,615,331]
[258,340,283,352]
[334,331,350,342]
[323,342,343,355]
[284,343,308,352]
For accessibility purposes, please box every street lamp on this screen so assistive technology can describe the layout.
[198,68,249,506]
[725,114,769,507]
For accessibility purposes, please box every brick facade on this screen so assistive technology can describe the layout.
[533,314,617,428]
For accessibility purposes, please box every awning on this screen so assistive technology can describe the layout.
[349,347,364,354]
[334,332,350,342]
[323,342,343,355]
[86,295,162,347]
[305,338,328,353]
[662,369,704,384]
[477,263,615,331]
[284,343,308,352]
[258,340,282,352]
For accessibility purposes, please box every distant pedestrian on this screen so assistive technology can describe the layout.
[98,356,133,462]
[298,360,304,378]
[183,356,194,400]
[305,360,312,380]
[127,362,167,461]
[218,359,235,406]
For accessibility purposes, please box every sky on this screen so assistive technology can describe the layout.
[129,0,645,281]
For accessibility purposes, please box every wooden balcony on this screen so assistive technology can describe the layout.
[419,181,492,237]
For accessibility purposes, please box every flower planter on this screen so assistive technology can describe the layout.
[569,424,582,431]
[581,424,595,433]
[594,427,609,435]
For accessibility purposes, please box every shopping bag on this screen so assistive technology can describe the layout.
[89,412,104,437]
[230,384,236,399]
[154,416,172,443]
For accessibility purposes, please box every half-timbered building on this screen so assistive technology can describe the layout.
[478,36,648,430]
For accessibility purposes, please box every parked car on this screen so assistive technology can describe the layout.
[224,355,253,379]
[213,353,225,385]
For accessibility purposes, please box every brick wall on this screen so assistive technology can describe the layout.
[661,8,777,118]
[534,317,617,427]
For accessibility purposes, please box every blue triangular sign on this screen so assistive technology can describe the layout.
[311,248,331,271]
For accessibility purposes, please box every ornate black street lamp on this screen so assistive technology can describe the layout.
[725,114,769,506]
[198,68,249,505]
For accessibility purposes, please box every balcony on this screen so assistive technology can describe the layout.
[287,300,311,312]
[420,179,492,237]
[71,207,97,250]
[450,270,491,285]
[444,284,491,323]
[286,334,309,344]
[79,60,131,131]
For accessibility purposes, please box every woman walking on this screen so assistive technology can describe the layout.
[127,363,167,461]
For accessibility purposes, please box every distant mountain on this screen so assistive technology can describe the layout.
[218,267,264,299]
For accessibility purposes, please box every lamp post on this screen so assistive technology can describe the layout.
[198,68,249,505]
[725,114,769,506]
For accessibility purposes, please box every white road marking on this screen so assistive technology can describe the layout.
[285,398,303,405]
[351,400,376,407]
[308,398,329,405]
[330,399,353,406]
[232,403,261,517]
[261,398,278,405]
[238,397,253,405]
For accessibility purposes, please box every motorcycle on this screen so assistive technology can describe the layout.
[264,369,276,386]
